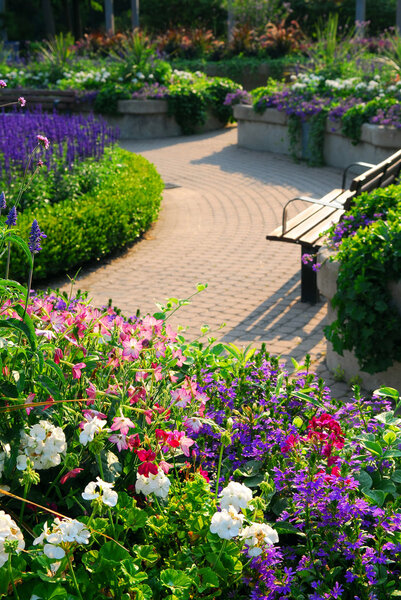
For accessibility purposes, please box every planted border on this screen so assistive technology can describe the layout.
[5,149,163,282]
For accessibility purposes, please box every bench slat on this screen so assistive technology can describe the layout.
[281,205,341,243]
[301,209,345,246]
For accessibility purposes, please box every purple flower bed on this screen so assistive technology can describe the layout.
[131,82,170,99]
[0,109,116,181]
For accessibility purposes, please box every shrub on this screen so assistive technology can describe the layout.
[325,184,401,373]
[5,149,163,282]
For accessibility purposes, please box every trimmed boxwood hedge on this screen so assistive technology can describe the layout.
[5,149,163,283]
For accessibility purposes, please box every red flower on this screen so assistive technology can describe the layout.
[60,468,83,484]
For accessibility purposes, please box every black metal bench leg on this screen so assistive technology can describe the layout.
[300,245,320,304]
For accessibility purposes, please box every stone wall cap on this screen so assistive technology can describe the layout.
[233,104,287,124]
[117,99,168,114]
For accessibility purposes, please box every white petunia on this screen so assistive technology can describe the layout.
[209,506,244,540]
[82,477,118,507]
[240,523,279,556]
[0,511,25,568]
[33,518,90,560]
[135,468,171,499]
[219,481,253,512]
[17,420,66,471]
[79,416,107,446]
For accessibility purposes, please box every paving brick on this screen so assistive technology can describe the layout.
[47,127,358,401]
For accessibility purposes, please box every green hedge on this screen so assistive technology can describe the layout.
[5,149,163,283]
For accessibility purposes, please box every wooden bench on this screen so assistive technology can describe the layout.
[266,149,401,303]
[0,88,78,111]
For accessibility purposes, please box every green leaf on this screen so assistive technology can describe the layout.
[0,380,19,398]
[5,233,33,268]
[45,359,65,384]
[196,283,208,292]
[361,440,383,456]
[30,583,68,599]
[0,317,37,350]
[37,374,62,401]
[132,544,159,565]
[0,278,27,295]
[152,312,166,320]
[363,489,387,507]
[355,470,373,490]
[160,569,193,590]
[374,387,399,401]
[391,470,401,483]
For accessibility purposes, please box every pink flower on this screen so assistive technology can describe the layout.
[85,382,97,403]
[110,415,136,436]
[0,80,6,88]
[24,393,36,415]
[36,135,50,149]
[108,434,129,451]
[18,97,26,107]
[54,348,63,364]
[60,468,83,484]
[72,362,86,379]
[159,460,172,474]
[170,388,191,409]
[122,337,142,360]
[166,430,194,457]
[143,410,153,425]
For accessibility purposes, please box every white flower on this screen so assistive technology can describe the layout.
[79,416,107,446]
[17,420,66,471]
[135,468,171,499]
[0,511,25,568]
[240,523,279,556]
[209,506,244,540]
[82,477,118,507]
[219,481,253,512]
[33,518,90,560]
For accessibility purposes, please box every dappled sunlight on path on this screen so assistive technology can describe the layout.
[49,126,351,399]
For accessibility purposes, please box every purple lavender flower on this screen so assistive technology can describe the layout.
[28,219,46,254]
[5,205,17,227]
[0,192,6,210]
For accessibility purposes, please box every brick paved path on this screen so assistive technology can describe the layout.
[51,126,351,399]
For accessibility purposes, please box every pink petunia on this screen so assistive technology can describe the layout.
[110,415,136,436]
[108,433,129,452]
[72,362,86,379]
[60,468,83,484]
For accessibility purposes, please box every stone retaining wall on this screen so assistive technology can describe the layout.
[317,247,401,391]
[234,105,401,170]
[107,99,226,139]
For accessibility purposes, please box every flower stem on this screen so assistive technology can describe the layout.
[212,539,227,570]
[8,554,20,600]
[214,441,225,504]
[66,549,84,600]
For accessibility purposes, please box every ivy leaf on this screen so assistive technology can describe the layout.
[160,569,193,591]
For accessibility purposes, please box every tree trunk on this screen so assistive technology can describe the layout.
[0,0,6,41]
[72,0,82,39]
[227,0,234,44]
[42,0,56,37]
[397,0,401,32]
[131,0,139,29]
[104,0,115,34]
[355,0,366,23]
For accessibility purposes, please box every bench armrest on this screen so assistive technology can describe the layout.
[341,161,375,190]
[282,196,344,234]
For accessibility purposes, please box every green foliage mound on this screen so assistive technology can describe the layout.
[326,184,401,373]
[5,148,163,282]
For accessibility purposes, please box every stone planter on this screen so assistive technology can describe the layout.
[104,99,227,140]
[317,247,401,391]
[234,105,401,170]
